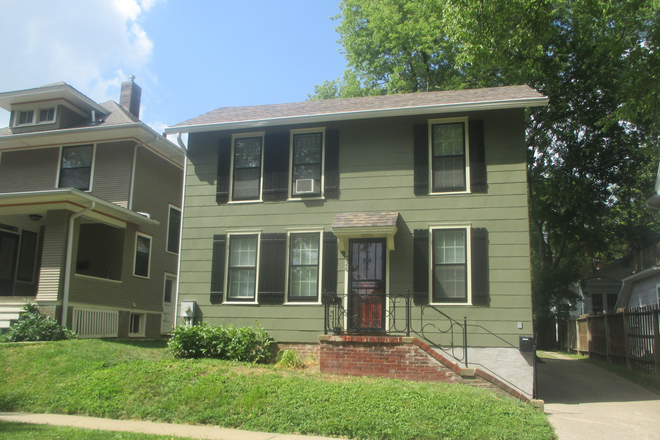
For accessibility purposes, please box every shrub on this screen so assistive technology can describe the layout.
[168,322,272,363]
[1,303,76,342]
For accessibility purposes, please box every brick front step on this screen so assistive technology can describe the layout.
[318,334,529,402]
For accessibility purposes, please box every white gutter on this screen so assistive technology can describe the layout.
[172,132,188,327]
[165,96,549,135]
[61,201,95,328]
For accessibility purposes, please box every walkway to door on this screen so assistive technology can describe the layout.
[537,353,660,439]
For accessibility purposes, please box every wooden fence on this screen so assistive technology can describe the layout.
[559,305,660,376]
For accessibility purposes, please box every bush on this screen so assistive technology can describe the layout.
[167,322,272,363]
[1,303,76,342]
[275,349,318,369]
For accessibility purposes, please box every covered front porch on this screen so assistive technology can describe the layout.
[0,188,157,331]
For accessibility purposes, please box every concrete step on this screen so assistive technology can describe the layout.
[0,321,12,329]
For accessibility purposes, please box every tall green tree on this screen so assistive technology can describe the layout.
[313,0,660,339]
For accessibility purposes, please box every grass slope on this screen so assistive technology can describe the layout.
[0,340,555,440]
[0,421,196,440]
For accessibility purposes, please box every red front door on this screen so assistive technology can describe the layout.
[348,238,386,332]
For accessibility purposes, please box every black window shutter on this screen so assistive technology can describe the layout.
[263,133,290,201]
[413,229,429,305]
[469,120,487,193]
[322,232,338,304]
[471,228,489,306]
[210,234,226,304]
[258,233,287,304]
[324,129,339,199]
[216,138,232,204]
[413,124,429,196]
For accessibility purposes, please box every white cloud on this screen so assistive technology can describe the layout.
[0,0,161,127]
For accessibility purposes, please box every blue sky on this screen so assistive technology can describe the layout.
[0,0,347,132]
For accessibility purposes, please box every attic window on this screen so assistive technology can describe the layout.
[17,110,34,125]
[39,108,55,122]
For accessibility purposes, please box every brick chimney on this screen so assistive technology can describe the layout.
[120,75,142,119]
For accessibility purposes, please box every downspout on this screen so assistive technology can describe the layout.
[128,137,157,211]
[173,132,188,326]
[61,202,95,328]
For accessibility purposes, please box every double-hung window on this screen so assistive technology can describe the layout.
[433,228,468,303]
[431,118,468,193]
[58,145,94,191]
[288,232,320,302]
[227,234,258,301]
[291,130,324,197]
[231,134,263,201]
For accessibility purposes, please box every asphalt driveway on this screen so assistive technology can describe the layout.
[537,354,660,439]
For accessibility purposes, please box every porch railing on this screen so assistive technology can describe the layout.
[322,289,468,366]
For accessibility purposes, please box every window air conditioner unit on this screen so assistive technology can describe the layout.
[295,179,318,195]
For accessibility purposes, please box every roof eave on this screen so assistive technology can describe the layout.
[165,96,549,135]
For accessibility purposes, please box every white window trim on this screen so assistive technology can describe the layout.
[288,127,326,201]
[166,204,182,255]
[428,117,470,195]
[224,231,261,303]
[284,228,324,305]
[55,143,97,193]
[429,224,472,306]
[12,106,58,127]
[133,231,152,279]
[229,132,265,203]
[128,312,146,337]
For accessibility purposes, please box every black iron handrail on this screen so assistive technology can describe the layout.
[323,290,411,337]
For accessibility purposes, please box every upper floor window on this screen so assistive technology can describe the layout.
[291,131,324,197]
[17,110,34,125]
[167,205,181,254]
[134,232,152,278]
[431,119,467,193]
[14,107,56,126]
[231,134,264,201]
[39,108,55,122]
[58,145,94,191]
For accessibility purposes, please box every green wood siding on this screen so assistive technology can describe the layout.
[178,109,533,347]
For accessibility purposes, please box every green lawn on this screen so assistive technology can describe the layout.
[0,339,555,440]
[0,421,195,440]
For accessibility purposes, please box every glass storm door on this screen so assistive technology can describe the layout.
[0,231,19,296]
[348,238,386,332]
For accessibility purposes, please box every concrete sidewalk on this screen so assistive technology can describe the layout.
[0,412,337,440]
[537,355,660,440]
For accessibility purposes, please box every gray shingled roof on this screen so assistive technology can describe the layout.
[172,85,545,129]
[332,212,399,229]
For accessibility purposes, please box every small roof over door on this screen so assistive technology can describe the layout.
[331,211,399,252]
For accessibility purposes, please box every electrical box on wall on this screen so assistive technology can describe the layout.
[180,301,196,318]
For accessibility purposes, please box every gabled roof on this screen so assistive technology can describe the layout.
[166,85,548,134]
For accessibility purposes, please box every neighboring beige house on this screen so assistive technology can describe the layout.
[0,79,184,338]
[166,85,547,399]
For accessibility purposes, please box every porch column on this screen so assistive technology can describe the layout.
[35,210,70,308]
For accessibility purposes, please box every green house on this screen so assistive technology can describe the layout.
[167,85,547,399]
